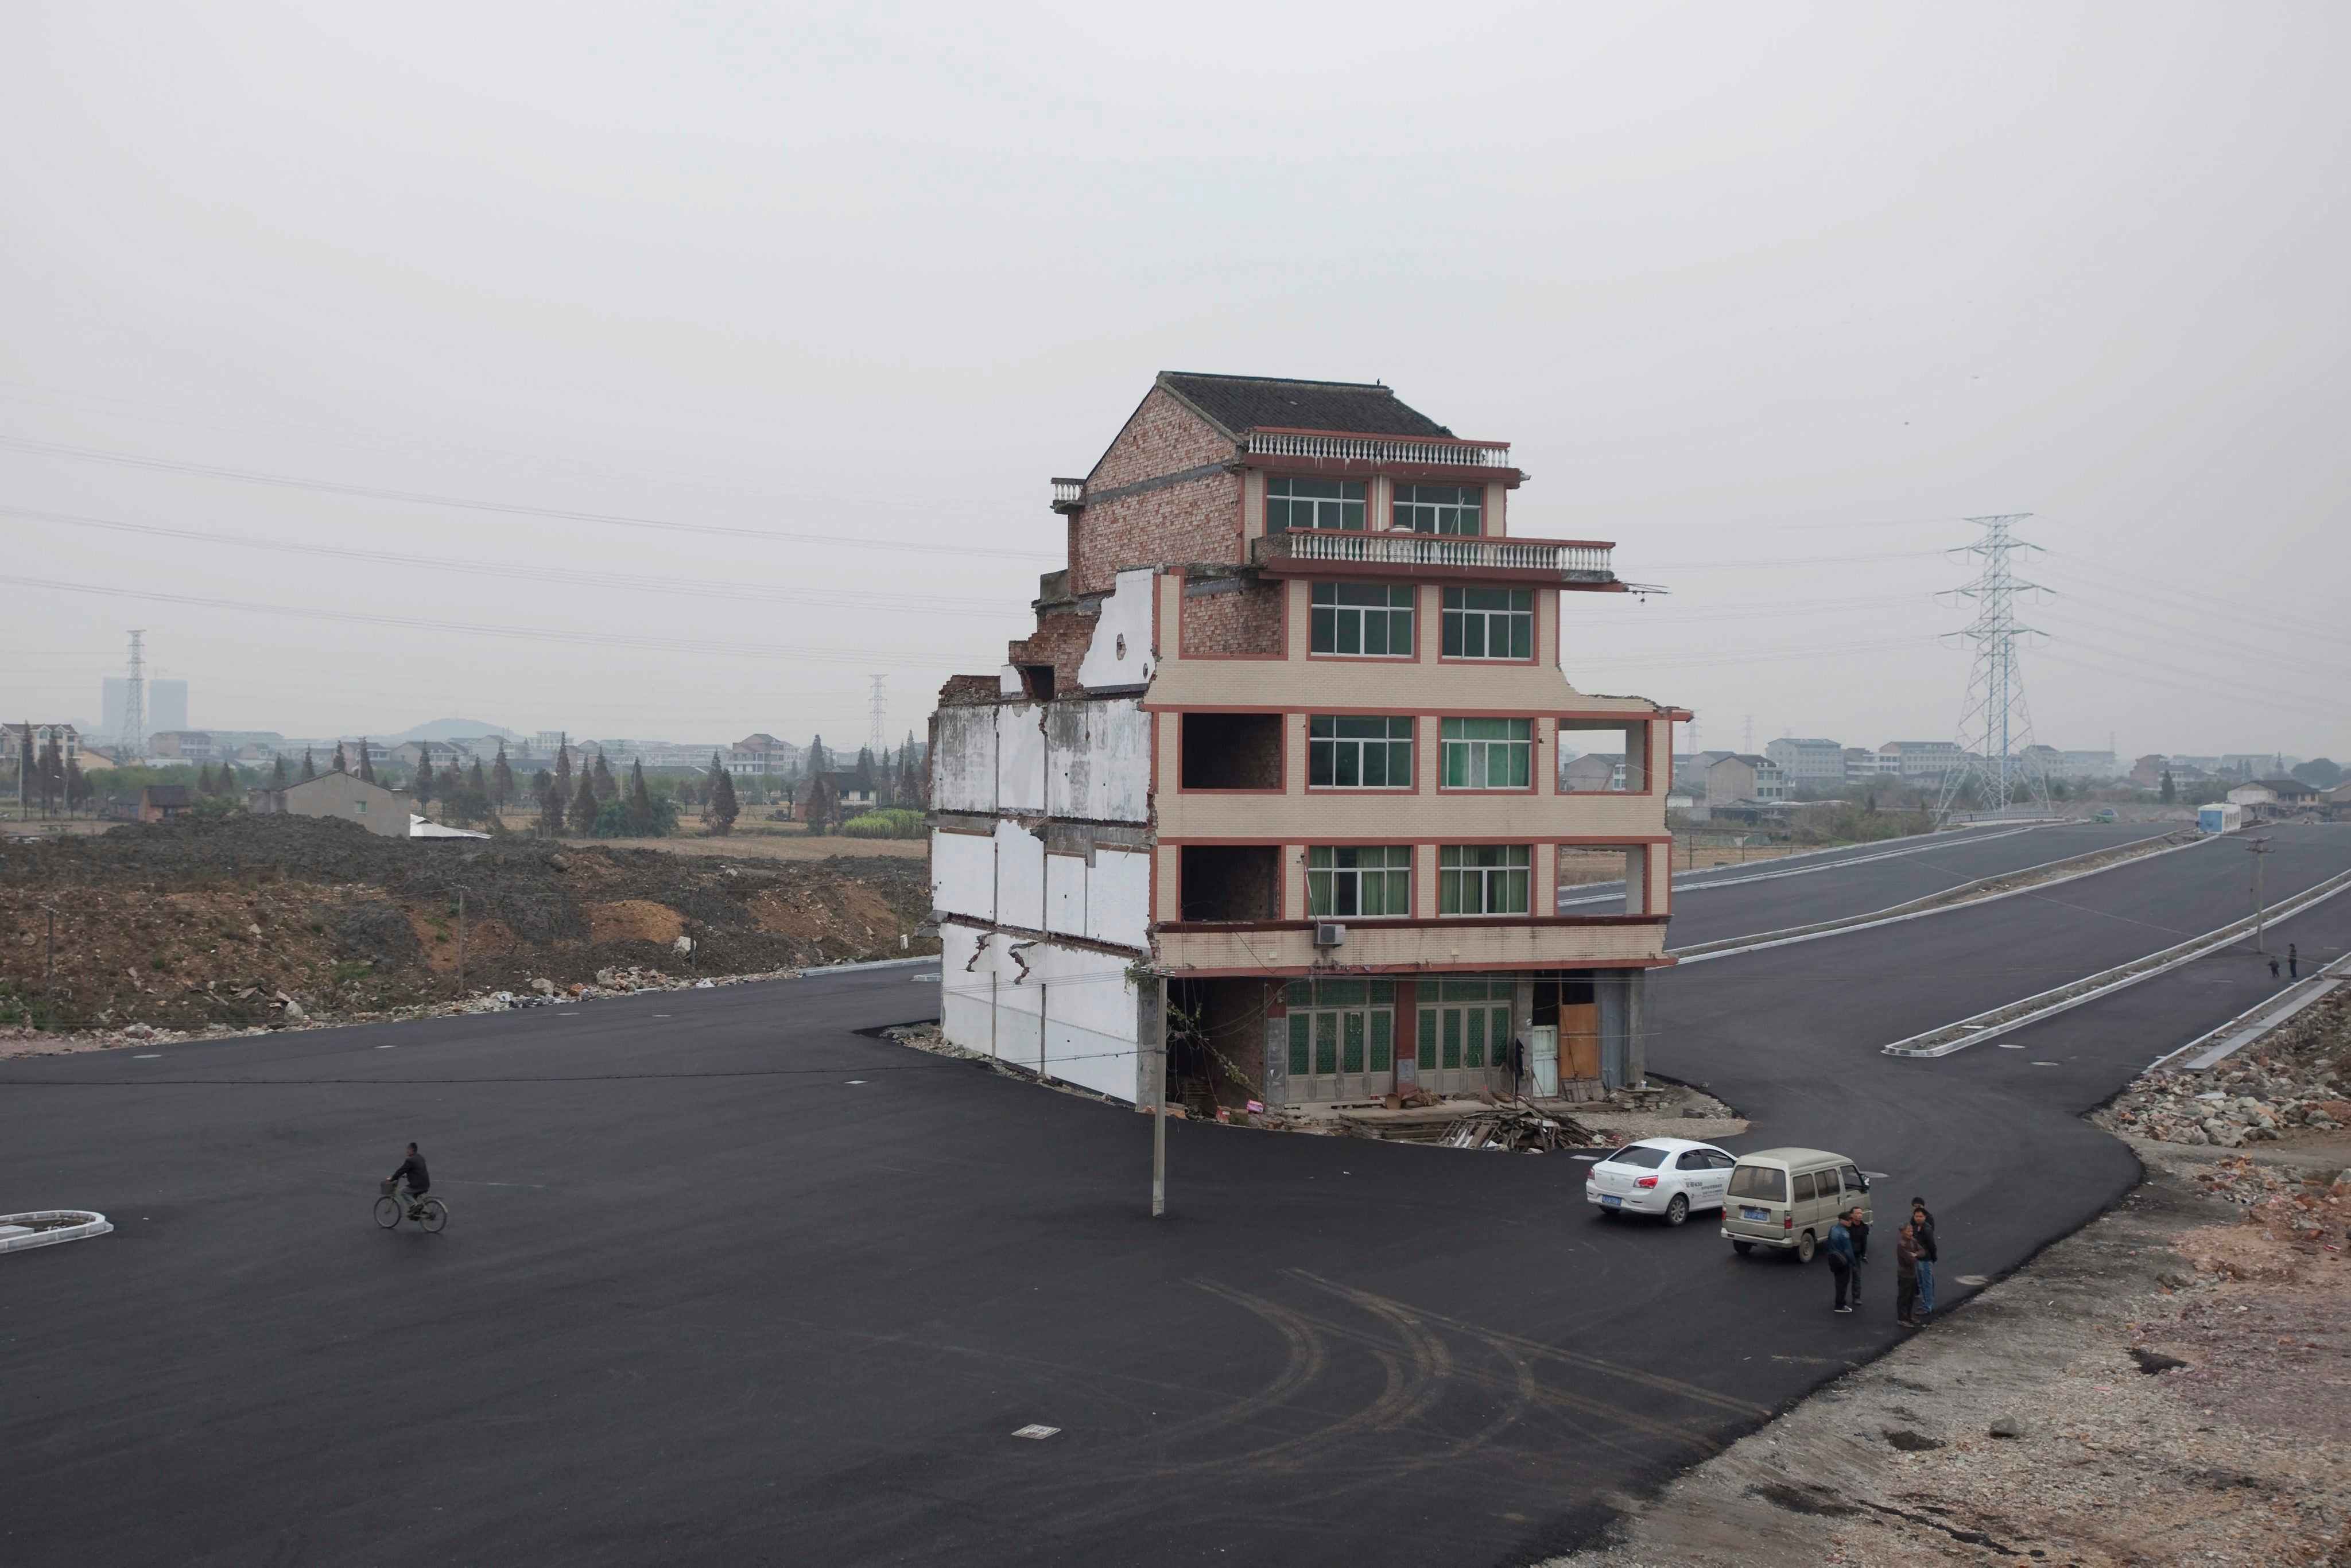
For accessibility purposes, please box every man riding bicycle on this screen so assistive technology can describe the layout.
[387,1143,431,1220]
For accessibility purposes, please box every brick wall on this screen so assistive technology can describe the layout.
[1072,387,1242,595]
[1006,607,1101,697]
[1179,579,1285,657]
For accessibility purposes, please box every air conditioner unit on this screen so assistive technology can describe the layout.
[1313,922,1345,948]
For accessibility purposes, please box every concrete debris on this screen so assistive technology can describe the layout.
[1437,1101,1592,1151]
[2099,987,2350,1148]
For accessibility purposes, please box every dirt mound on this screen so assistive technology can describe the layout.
[0,814,933,1033]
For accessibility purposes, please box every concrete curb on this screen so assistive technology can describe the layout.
[0,1210,114,1253]
[802,955,937,975]
[1673,831,2214,965]
[2148,953,2351,1072]
[1880,865,2351,1058]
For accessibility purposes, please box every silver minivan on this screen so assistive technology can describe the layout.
[1719,1147,1872,1262]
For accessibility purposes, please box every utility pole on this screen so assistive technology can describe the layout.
[454,886,470,997]
[1935,515,2053,823]
[2245,837,2271,953]
[1148,972,1168,1217]
[41,904,57,998]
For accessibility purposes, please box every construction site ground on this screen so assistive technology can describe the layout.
[0,814,934,1039]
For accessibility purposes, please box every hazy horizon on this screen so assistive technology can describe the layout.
[6,5,2347,761]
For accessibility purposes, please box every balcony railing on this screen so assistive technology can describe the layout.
[1050,477,1086,512]
[1244,429,1512,469]
[1255,528,1615,582]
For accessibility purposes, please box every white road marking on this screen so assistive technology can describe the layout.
[1010,1423,1060,1439]
[134,1053,160,1059]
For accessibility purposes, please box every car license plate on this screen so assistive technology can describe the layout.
[1601,1194,1622,1207]
[1741,1206,1770,1222]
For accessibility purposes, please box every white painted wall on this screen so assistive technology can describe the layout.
[937,923,1142,1102]
[1077,568,1157,693]
[1085,848,1152,950]
[997,704,1048,813]
[1047,698,1149,824]
[931,829,996,921]
[933,706,998,812]
[994,818,1046,931]
[1045,852,1087,937]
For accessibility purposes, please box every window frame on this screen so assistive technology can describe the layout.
[1391,483,1483,536]
[1437,844,1533,915]
[1266,476,1367,534]
[1438,717,1534,791]
[1440,586,1535,661]
[1308,715,1415,790]
[1309,582,1416,659]
[1305,845,1414,918]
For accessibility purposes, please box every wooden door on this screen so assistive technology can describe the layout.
[1559,1002,1602,1082]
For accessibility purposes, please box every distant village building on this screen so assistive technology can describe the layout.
[1876,740,1967,779]
[1706,754,1784,807]
[1764,737,1845,792]
[794,769,879,820]
[247,771,409,836]
[4,723,81,770]
[1559,753,1622,793]
[726,733,801,776]
[137,785,193,822]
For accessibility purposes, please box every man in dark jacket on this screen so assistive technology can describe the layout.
[1825,1210,1858,1313]
[1847,1205,1870,1266]
[1910,1197,1938,1319]
[1895,1224,1923,1326]
[389,1142,431,1220]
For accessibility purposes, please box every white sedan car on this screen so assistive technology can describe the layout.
[1584,1138,1737,1226]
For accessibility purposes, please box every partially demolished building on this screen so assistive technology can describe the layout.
[929,372,1683,1111]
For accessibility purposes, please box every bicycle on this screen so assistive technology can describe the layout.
[375,1178,448,1233]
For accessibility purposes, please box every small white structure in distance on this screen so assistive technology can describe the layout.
[409,814,491,840]
[2197,802,2242,835]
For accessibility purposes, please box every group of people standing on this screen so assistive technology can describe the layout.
[1823,1196,1938,1328]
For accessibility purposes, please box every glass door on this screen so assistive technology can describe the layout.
[1415,976,1516,1097]
[1282,977,1396,1104]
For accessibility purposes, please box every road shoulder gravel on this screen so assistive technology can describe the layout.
[1543,1149,2351,1567]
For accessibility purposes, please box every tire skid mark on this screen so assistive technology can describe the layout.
[1291,1272,1771,1418]
[1289,1272,1455,1432]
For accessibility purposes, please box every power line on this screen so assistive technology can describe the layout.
[1,504,1030,620]
[0,433,1058,561]
[0,572,982,672]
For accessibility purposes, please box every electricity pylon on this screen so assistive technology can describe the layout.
[1935,515,2052,822]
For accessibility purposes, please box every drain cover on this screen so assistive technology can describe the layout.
[1010,1424,1060,1440]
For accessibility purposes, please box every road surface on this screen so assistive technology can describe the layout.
[3,824,2345,1566]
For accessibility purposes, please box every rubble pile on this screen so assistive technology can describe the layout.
[2101,991,2351,1148]
[1438,1100,1592,1151]
[0,814,931,1036]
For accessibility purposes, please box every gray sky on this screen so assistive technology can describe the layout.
[5,4,2346,762]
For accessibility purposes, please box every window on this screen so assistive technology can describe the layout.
[1309,715,1413,787]
[1677,1151,1713,1171]
[1791,1173,1818,1202]
[1392,483,1481,535]
[1267,477,1365,533]
[1440,718,1531,789]
[1727,1165,1786,1202]
[1605,1145,1669,1169]
[1310,583,1414,656]
[1178,845,1280,921]
[1283,977,1397,1080]
[1840,1165,1866,1194]
[1306,846,1412,917]
[1438,845,1531,915]
[1441,587,1533,659]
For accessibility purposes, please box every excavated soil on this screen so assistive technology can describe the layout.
[0,815,934,1033]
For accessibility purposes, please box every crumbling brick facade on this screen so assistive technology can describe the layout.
[1178,579,1285,657]
[1070,389,1242,595]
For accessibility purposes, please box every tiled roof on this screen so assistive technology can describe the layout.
[1157,373,1454,439]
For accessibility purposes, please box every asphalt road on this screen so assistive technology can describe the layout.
[1558,820,2177,937]
[5,825,2347,1567]
[1658,820,2181,948]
